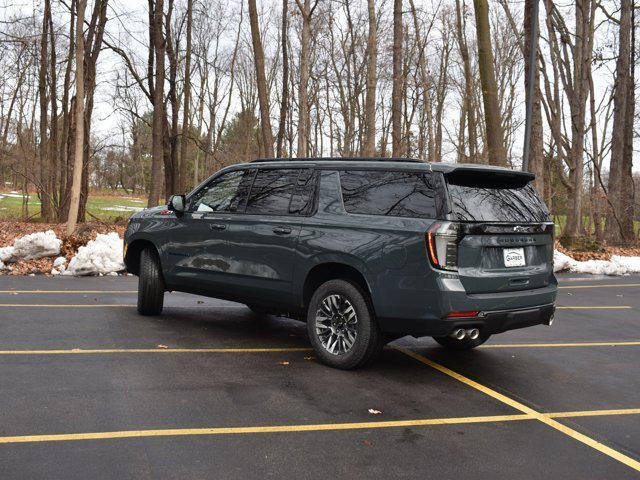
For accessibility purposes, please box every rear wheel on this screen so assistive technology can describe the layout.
[433,332,491,350]
[137,248,164,316]
[307,279,385,370]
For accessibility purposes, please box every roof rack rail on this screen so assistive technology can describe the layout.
[249,157,424,163]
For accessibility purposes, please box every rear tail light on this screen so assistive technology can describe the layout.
[426,222,460,271]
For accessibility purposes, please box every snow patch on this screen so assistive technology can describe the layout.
[12,231,62,260]
[0,246,15,263]
[101,205,144,212]
[0,231,61,264]
[50,256,67,275]
[554,250,640,275]
[66,232,125,276]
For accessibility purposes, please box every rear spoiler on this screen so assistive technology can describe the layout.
[443,167,534,188]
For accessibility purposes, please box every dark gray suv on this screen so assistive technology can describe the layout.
[124,159,556,369]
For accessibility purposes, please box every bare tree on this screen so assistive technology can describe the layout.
[66,0,88,234]
[363,0,377,157]
[247,0,274,157]
[294,0,319,157]
[473,0,506,166]
[179,0,194,192]
[391,0,403,156]
[149,0,166,207]
[605,0,635,243]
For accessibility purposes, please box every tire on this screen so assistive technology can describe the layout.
[433,332,491,350]
[137,248,165,316]
[307,279,385,370]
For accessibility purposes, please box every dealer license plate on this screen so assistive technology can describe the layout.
[503,247,526,267]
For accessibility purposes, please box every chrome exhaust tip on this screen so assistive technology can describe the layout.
[467,328,480,340]
[451,328,466,340]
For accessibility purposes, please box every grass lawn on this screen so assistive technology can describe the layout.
[0,191,147,222]
[552,214,640,237]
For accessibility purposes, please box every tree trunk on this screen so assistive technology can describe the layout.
[473,0,506,166]
[363,0,377,157]
[562,0,595,241]
[149,0,165,207]
[66,0,87,235]
[391,0,403,157]
[455,0,477,163]
[276,0,289,158]
[38,0,52,221]
[605,0,633,243]
[178,0,193,192]
[295,0,313,157]
[248,0,274,157]
[523,0,544,192]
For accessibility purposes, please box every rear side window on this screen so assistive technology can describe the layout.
[339,170,438,218]
[446,173,550,222]
[246,168,316,215]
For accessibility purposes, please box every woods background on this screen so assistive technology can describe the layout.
[0,0,637,246]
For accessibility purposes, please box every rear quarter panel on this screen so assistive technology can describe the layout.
[293,170,441,325]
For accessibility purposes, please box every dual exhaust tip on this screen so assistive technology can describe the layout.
[451,328,480,341]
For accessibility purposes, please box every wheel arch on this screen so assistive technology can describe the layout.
[125,238,159,276]
[302,261,374,314]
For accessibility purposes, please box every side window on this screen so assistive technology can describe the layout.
[189,169,255,213]
[340,170,437,218]
[246,169,299,215]
[289,169,318,215]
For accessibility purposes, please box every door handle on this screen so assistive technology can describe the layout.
[273,226,292,235]
[209,223,227,231]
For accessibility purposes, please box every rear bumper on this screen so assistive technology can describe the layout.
[383,303,555,338]
[377,277,557,337]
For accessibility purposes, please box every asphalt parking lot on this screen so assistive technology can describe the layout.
[0,274,638,479]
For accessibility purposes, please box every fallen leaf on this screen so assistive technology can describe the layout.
[368,409,382,415]
[303,356,316,361]
[361,439,373,447]
[157,344,169,349]
[278,361,290,366]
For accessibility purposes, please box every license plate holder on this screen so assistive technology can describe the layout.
[503,247,526,267]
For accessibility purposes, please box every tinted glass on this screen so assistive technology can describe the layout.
[447,181,550,222]
[190,169,255,213]
[340,170,437,218]
[246,169,299,215]
[289,169,318,215]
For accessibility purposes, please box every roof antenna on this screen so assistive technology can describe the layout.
[522,0,540,172]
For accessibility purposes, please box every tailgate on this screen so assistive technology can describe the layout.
[457,223,554,294]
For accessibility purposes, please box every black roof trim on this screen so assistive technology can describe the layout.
[250,157,424,164]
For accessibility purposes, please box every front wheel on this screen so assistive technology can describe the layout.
[307,279,385,370]
[137,248,165,316]
[433,332,491,350]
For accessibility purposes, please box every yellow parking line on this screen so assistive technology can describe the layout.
[0,414,535,444]
[560,283,640,289]
[394,346,640,472]
[1,408,639,445]
[481,341,640,349]
[0,304,135,308]
[0,290,137,294]
[547,409,640,419]
[0,347,312,355]
[557,306,631,309]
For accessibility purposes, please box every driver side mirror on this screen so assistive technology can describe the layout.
[168,194,186,215]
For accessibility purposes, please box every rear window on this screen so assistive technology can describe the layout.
[446,173,550,223]
[339,170,437,218]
